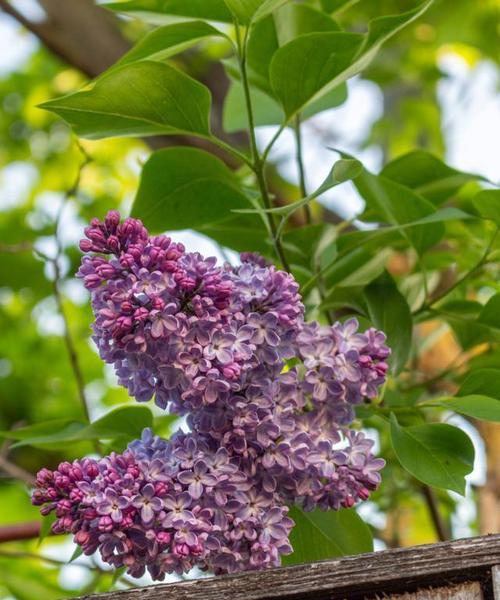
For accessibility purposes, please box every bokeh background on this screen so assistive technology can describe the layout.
[0,0,499,597]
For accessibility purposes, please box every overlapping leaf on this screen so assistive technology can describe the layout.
[270,1,433,118]
[132,147,250,231]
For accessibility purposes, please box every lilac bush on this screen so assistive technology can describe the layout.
[33,212,389,579]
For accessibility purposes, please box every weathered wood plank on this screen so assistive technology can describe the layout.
[374,581,483,599]
[493,565,500,599]
[77,534,500,600]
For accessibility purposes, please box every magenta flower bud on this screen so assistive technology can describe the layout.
[74,530,90,545]
[105,210,121,230]
[157,531,171,546]
[98,516,114,532]
[79,239,94,252]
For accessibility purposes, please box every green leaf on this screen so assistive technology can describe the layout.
[113,21,227,69]
[2,572,63,600]
[478,293,500,330]
[1,419,86,446]
[380,150,483,204]
[390,414,474,495]
[270,1,433,118]
[321,0,360,13]
[3,406,153,447]
[283,505,373,566]
[353,167,444,254]
[38,512,56,546]
[223,79,347,133]
[438,300,492,350]
[198,215,270,254]
[234,158,362,216]
[247,3,341,84]
[132,147,249,231]
[437,395,500,423]
[364,271,412,374]
[223,81,284,132]
[40,61,211,139]
[85,406,153,439]
[104,0,233,23]
[472,189,500,225]
[270,32,363,118]
[223,0,289,24]
[458,368,500,400]
[69,545,84,563]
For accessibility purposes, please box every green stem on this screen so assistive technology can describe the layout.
[415,227,499,316]
[204,135,253,168]
[294,114,311,224]
[235,23,290,272]
[262,123,286,165]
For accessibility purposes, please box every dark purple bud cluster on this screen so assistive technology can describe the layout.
[33,212,390,579]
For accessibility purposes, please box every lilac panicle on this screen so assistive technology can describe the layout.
[33,212,390,579]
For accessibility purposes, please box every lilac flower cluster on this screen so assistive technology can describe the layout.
[33,429,293,577]
[33,212,390,578]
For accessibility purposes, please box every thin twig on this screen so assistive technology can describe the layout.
[0,455,36,486]
[0,242,33,253]
[49,148,92,423]
[421,485,449,542]
[33,148,93,424]
[0,522,42,543]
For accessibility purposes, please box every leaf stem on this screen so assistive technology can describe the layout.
[294,114,311,224]
[206,135,253,168]
[415,226,499,316]
[262,123,286,165]
[234,23,290,272]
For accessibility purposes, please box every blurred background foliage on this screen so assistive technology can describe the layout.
[0,0,499,597]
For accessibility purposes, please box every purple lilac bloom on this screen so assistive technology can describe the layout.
[33,212,391,579]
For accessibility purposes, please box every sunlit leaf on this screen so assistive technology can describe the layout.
[223,0,289,24]
[270,1,433,118]
[472,189,500,225]
[104,0,233,23]
[113,21,227,69]
[40,62,211,139]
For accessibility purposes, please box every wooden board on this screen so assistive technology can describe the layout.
[373,581,483,599]
[493,565,500,600]
[76,534,500,600]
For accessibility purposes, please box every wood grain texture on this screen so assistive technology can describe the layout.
[492,565,500,599]
[374,581,483,599]
[76,535,500,600]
